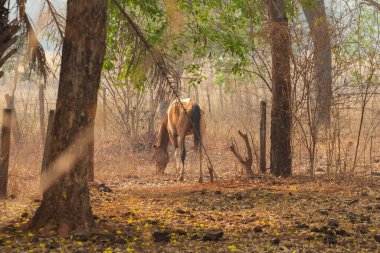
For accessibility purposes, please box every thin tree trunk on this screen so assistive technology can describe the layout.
[268,0,292,177]
[148,88,154,133]
[195,86,199,102]
[39,81,46,144]
[218,85,224,112]
[260,101,266,173]
[41,110,55,174]
[187,84,191,98]
[206,83,212,115]
[230,91,235,115]
[301,0,332,127]
[207,60,213,115]
[102,87,107,133]
[29,0,107,235]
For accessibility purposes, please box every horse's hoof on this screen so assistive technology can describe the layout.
[198,178,203,183]
[177,176,184,181]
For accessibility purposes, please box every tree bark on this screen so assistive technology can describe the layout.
[29,0,107,235]
[41,110,55,174]
[269,0,292,177]
[206,83,212,115]
[0,109,12,198]
[301,0,332,126]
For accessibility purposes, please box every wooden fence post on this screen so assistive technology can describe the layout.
[41,110,55,174]
[0,109,12,198]
[260,101,267,173]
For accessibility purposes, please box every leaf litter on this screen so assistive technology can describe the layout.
[0,176,379,252]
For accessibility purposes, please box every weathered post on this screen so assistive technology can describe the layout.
[260,101,266,173]
[0,109,12,198]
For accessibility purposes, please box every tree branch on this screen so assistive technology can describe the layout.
[363,0,380,11]
[230,130,254,176]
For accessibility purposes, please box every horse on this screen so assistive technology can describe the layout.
[153,98,206,182]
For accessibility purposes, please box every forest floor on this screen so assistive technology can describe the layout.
[0,141,380,252]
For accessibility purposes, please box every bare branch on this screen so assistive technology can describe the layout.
[230,130,254,177]
[363,0,380,10]
[44,0,65,39]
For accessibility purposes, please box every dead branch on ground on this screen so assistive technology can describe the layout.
[230,130,254,177]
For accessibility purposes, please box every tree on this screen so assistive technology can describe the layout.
[301,0,332,127]
[268,0,292,177]
[28,0,107,235]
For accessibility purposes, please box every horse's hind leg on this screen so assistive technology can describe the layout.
[169,133,180,180]
[174,148,181,180]
[177,136,186,181]
[177,150,185,181]
[178,163,185,182]
[198,146,203,183]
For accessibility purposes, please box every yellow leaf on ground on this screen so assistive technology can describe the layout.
[228,245,238,252]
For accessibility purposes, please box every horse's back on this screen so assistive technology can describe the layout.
[167,98,203,135]
[168,98,196,112]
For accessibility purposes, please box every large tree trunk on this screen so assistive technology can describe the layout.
[29,0,107,235]
[269,0,292,177]
[302,0,332,127]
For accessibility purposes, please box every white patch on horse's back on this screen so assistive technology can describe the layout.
[181,98,191,103]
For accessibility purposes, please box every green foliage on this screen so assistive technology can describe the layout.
[299,0,318,10]
[177,0,264,61]
[170,0,268,87]
[103,0,304,91]
[104,0,168,91]
[336,4,379,87]
[285,0,300,19]
[184,63,206,87]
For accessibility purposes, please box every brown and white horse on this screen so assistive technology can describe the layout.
[153,98,206,182]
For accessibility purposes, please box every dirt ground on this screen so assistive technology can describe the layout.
[0,140,379,252]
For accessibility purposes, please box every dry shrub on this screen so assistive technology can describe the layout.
[7,142,42,198]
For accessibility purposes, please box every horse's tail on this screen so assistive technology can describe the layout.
[192,104,202,150]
